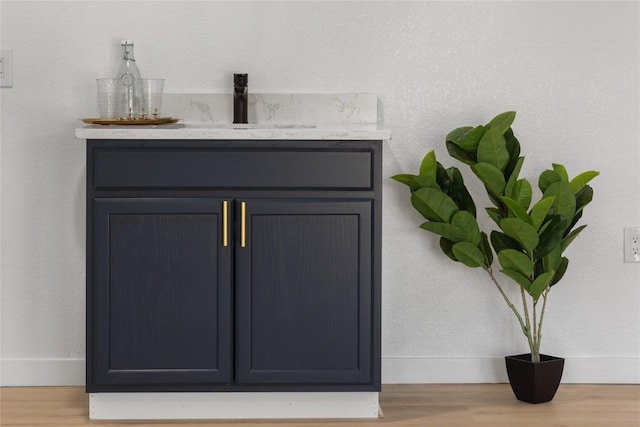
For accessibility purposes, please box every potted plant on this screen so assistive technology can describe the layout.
[392,111,598,403]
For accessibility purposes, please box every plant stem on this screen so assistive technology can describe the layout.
[520,287,535,356]
[535,286,551,362]
[528,252,539,363]
[532,300,539,363]
[484,267,533,352]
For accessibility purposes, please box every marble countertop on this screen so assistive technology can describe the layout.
[76,93,391,140]
[75,123,391,140]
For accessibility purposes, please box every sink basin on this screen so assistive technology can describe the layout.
[185,123,317,129]
[234,124,317,129]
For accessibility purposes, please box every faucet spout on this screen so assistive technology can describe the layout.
[233,73,248,124]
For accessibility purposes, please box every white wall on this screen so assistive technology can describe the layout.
[1,1,638,385]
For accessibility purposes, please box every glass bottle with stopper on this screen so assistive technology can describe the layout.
[116,40,141,118]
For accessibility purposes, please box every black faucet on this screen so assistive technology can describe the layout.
[233,73,248,124]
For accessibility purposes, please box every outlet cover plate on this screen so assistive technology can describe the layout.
[624,227,640,263]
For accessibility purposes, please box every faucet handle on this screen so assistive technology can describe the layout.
[234,73,248,87]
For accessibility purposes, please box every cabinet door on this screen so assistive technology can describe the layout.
[90,198,231,390]
[235,199,374,387]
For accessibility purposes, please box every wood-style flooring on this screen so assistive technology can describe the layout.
[1,384,639,426]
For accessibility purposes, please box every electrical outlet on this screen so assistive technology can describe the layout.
[1,49,13,88]
[624,227,640,263]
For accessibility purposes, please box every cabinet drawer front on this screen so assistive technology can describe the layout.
[93,148,373,190]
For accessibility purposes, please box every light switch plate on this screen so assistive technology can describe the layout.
[1,49,13,88]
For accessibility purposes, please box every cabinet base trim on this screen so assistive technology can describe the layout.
[89,391,379,420]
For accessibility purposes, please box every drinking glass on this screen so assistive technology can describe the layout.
[96,78,120,118]
[135,78,165,118]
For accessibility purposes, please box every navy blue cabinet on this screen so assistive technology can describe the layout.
[86,140,381,393]
[91,198,232,388]
[236,199,373,385]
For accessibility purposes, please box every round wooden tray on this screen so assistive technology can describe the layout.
[82,117,179,125]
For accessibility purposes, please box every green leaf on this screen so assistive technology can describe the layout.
[486,208,504,226]
[477,125,510,171]
[436,163,451,191]
[452,126,487,152]
[446,126,473,144]
[511,179,532,210]
[529,196,556,230]
[500,196,530,223]
[503,129,522,179]
[561,224,587,252]
[504,156,524,198]
[419,151,438,179]
[538,170,561,193]
[447,167,477,217]
[391,173,414,188]
[487,192,504,209]
[570,170,599,194]
[552,164,569,182]
[500,218,539,252]
[420,221,454,241]
[498,249,534,278]
[536,216,567,258]
[414,174,441,191]
[471,162,506,196]
[564,210,583,237]
[542,245,562,273]
[501,268,532,292]
[544,181,576,223]
[450,211,481,245]
[534,257,545,278]
[487,111,516,135]
[413,187,459,223]
[439,237,458,262]
[550,257,568,286]
[537,216,554,235]
[490,230,522,253]
[529,271,554,301]
[411,192,441,222]
[575,185,594,214]
[452,242,486,268]
[392,173,440,192]
[480,232,493,266]
[446,140,477,165]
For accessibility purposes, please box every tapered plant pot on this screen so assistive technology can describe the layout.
[505,354,565,404]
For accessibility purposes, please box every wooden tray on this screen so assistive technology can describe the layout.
[82,117,179,125]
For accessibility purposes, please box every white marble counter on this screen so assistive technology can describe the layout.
[75,123,390,140]
[76,93,390,141]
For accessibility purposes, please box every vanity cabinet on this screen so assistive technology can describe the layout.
[86,139,381,393]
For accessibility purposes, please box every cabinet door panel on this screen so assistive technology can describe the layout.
[90,198,231,389]
[235,200,373,386]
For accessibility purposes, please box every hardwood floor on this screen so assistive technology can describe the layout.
[1,384,639,426]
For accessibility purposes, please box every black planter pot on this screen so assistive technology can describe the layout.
[505,353,565,404]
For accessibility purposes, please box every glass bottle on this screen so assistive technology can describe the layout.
[116,40,141,118]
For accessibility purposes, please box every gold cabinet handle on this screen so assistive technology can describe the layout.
[222,200,228,247]
[241,201,246,248]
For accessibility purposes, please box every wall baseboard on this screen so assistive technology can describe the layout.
[2,356,638,387]
[382,356,640,384]
[1,358,85,386]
